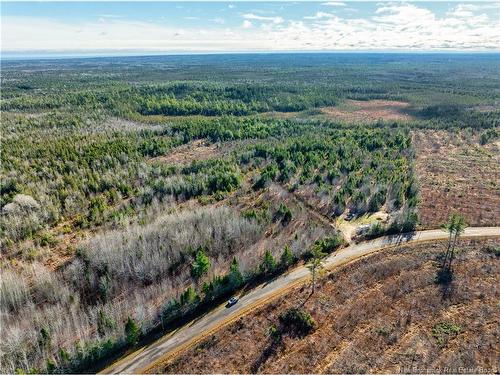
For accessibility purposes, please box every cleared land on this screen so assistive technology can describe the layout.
[261,100,414,123]
[148,139,223,166]
[152,238,499,374]
[320,100,413,122]
[414,130,500,228]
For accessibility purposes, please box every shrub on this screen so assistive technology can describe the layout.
[386,209,419,234]
[369,190,386,212]
[368,222,385,238]
[58,348,70,365]
[242,207,270,224]
[479,128,499,145]
[312,234,344,254]
[242,209,258,220]
[432,321,461,347]
[37,231,58,247]
[279,308,315,337]
[275,203,292,224]
[39,327,51,349]
[435,268,453,285]
[374,327,390,337]
[253,164,278,190]
[46,359,56,374]
[268,324,282,342]
[485,245,500,257]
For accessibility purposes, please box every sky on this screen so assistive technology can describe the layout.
[1,1,500,55]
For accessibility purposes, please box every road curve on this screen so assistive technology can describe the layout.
[101,227,500,374]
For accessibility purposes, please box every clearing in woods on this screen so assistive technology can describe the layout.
[414,130,500,229]
[148,139,223,166]
[320,100,413,122]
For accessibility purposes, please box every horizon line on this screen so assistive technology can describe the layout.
[3,49,500,61]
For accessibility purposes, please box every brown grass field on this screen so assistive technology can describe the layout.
[321,100,413,122]
[151,238,499,374]
[261,99,414,123]
[414,130,500,229]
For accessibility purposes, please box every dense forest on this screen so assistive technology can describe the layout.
[1,53,499,374]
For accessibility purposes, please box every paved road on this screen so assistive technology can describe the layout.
[101,227,500,374]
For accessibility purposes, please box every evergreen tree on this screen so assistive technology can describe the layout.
[38,327,51,349]
[124,317,140,345]
[447,214,467,272]
[280,245,295,269]
[191,248,211,279]
[441,213,467,271]
[260,250,277,274]
[228,257,243,287]
[437,213,467,289]
[97,309,116,336]
[180,286,198,305]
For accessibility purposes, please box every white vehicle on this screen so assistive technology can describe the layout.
[227,297,238,307]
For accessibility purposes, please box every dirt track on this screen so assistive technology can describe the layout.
[101,227,500,374]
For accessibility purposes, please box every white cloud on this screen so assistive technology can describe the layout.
[1,16,260,52]
[446,3,500,18]
[184,16,199,20]
[321,2,346,6]
[268,3,500,51]
[304,12,336,20]
[243,13,284,24]
[2,3,499,53]
[242,20,252,29]
[373,4,435,25]
[451,3,500,12]
[210,17,225,24]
